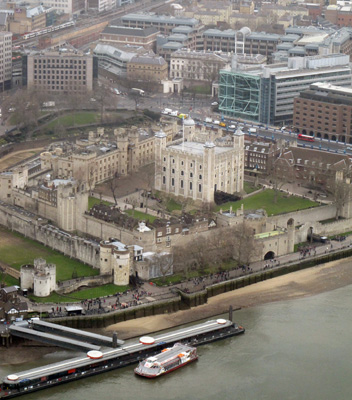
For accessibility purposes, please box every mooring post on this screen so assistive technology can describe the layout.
[112,331,118,348]
[229,305,233,322]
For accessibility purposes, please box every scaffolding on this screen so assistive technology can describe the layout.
[219,70,261,122]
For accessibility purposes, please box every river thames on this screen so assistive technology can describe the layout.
[1,284,352,400]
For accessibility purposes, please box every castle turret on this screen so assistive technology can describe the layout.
[183,117,196,141]
[203,142,216,204]
[113,248,130,286]
[99,241,113,275]
[154,130,167,191]
[20,265,35,290]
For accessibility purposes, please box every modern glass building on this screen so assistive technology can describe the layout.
[219,54,352,125]
[219,70,261,122]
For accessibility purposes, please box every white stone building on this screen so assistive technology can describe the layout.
[170,49,231,82]
[20,258,56,297]
[155,118,245,204]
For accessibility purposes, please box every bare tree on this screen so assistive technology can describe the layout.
[66,92,88,126]
[149,251,173,282]
[53,121,67,139]
[268,157,290,204]
[2,89,41,134]
[108,172,120,205]
[93,84,116,123]
[331,180,352,220]
[230,222,259,266]
[173,243,194,278]
[87,163,97,194]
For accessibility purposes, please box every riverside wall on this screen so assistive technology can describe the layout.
[47,248,352,329]
[49,296,182,329]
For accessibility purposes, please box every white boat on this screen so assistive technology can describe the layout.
[134,343,197,378]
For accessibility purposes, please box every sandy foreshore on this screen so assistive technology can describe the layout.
[105,257,352,339]
[1,257,352,366]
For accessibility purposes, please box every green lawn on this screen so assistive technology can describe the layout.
[0,227,99,282]
[243,181,260,194]
[46,112,98,130]
[0,272,19,287]
[166,198,182,212]
[216,189,319,216]
[125,209,156,223]
[88,196,113,210]
[29,284,129,303]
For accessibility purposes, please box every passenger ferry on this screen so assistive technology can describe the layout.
[134,343,197,378]
[0,318,244,398]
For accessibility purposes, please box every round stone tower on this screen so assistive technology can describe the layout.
[113,248,130,286]
[99,241,113,275]
[20,265,35,290]
[183,117,196,141]
[34,273,51,297]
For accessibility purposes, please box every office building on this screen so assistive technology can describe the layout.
[121,13,200,35]
[100,25,159,51]
[219,54,352,125]
[0,32,12,91]
[293,82,352,143]
[27,48,94,94]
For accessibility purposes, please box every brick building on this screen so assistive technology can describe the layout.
[275,147,352,190]
[244,139,280,174]
[293,82,352,143]
[7,4,46,34]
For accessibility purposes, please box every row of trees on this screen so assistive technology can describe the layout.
[2,84,118,135]
[173,222,260,278]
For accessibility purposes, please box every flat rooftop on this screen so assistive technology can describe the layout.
[167,141,233,156]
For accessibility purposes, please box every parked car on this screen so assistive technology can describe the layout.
[211,102,218,106]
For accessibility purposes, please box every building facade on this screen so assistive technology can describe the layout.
[127,55,168,82]
[27,48,94,94]
[219,54,352,125]
[154,119,245,205]
[293,82,352,143]
[121,13,201,35]
[170,50,230,82]
[275,146,352,190]
[7,4,46,34]
[0,32,12,92]
[100,25,159,51]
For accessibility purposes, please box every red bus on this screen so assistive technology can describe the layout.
[298,134,314,142]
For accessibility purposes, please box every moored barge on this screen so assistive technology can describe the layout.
[0,318,244,398]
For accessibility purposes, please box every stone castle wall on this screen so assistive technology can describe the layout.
[0,201,100,269]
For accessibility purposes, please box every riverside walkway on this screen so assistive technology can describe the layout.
[24,236,352,317]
